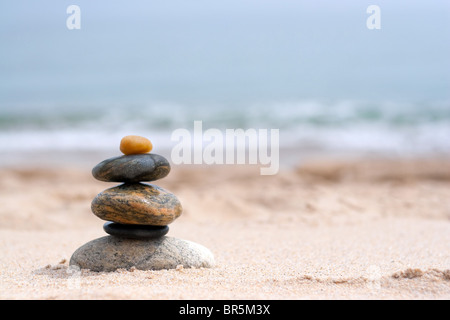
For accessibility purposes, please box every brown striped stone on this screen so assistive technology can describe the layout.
[91,183,182,225]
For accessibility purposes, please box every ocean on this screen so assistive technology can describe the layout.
[1,100,449,156]
[1,1,449,163]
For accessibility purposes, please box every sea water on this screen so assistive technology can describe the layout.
[0,1,449,164]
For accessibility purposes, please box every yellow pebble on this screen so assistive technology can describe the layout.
[120,135,153,155]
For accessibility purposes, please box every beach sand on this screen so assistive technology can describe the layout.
[0,156,449,299]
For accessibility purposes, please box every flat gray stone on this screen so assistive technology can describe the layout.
[69,236,215,272]
[92,154,170,183]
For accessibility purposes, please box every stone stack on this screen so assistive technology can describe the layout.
[69,136,215,272]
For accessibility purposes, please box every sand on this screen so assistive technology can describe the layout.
[0,156,449,300]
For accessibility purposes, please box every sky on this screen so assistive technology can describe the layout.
[0,0,449,106]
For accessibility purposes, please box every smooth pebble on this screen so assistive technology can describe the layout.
[120,135,153,155]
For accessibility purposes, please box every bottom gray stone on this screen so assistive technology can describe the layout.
[69,236,215,272]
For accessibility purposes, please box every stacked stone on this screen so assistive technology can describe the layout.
[91,152,179,239]
[70,136,214,272]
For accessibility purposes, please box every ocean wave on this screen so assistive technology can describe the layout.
[1,100,449,130]
[0,100,449,155]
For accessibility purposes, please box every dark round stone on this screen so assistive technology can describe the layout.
[103,222,169,239]
[92,154,170,183]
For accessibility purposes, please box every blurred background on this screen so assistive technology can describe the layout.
[0,0,449,167]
